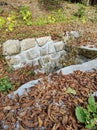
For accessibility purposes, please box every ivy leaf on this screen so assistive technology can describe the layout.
[87,96,97,113]
[85,119,95,129]
[66,87,76,95]
[87,104,96,113]
[88,96,95,106]
[75,106,86,123]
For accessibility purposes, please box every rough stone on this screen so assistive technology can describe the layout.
[9,57,20,66]
[12,63,25,70]
[48,41,56,54]
[70,31,80,38]
[51,52,60,59]
[21,38,37,51]
[32,58,40,66]
[40,44,48,56]
[41,63,52,73]
[25,48,40,60]
[6,54,26,67]
[36,36,52,46]
[54,41,65,51]
[3,40,20,55]
[60,50,67,58]
[39,55,50,66]
[43,56,50,63]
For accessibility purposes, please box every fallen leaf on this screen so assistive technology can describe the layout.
[38,116,43,127]
[4,106,11,111]
[66,87,76,95]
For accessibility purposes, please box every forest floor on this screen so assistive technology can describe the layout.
[0,0,97,129]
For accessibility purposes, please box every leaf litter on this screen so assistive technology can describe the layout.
[0,70,97,130]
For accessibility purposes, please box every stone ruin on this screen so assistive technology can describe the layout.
[3,36,67,73]
[3,33,97,74]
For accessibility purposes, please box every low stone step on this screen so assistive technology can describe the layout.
[64,44,97,59]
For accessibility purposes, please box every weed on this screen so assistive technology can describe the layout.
[0,7,3,13]
[34,16,47,26]
[35,9,66,26]
[47,15,56,24]
[19,5,32,25]
[6,11,17,31]
[0,76,12,92]
[52,9,66,22]
[75,96,97,129]
[0,17,6,29]
[74,3,85,18]
[5,67,13,73]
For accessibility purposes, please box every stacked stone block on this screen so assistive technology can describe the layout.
[3,36,67,73]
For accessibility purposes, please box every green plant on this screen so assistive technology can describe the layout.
[34,16,47,26]
[0,76,12,92]
[75,96,97,129]
[49,9,66,23]
[6,11,17,31]
[35,9,66,26]
[47,15,56,24]
[0,17,6,29]
[74,3,85,18]
[19,5,32,25]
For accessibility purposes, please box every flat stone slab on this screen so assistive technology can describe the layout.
[64,44,97,58]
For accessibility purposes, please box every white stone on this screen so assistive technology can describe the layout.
[32,58,39,66]
[21,38,37,51]
[48,41,56,54]
[70,31,80,38]
[60,50,67,56]
[58,58,97,74]
[25,48,40,60]
[40,44,48,56]
[6,54,26,67]
[9,57,20,66]
[51,52,60,59]
[3,40,20,55]
[39,56,50,66]
[12,63,25,70]
[41,63,52,73]
[54,41,65,51]
[36,36,52,46]
[8,79,41,96]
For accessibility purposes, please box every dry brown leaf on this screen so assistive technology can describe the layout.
[4,106,11,111]
[38,116,43,127]
[22,120,38,128]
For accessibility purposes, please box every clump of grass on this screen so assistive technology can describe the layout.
[0,76,12,92]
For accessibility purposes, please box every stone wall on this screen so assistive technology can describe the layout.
[3,36,67,73]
